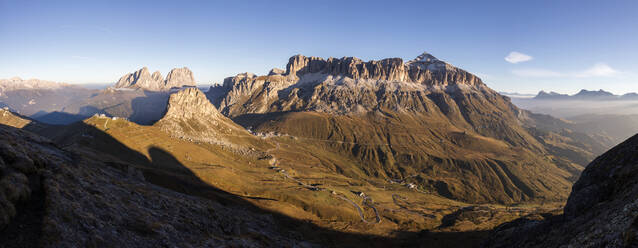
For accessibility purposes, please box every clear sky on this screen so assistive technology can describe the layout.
[1,0,637,94]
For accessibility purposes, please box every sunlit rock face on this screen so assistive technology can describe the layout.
[155,88,250,148]
[115,67,196,91]
[164,67,196,89]
[206,52,594,205]
[214,52,488,117]
[285,52,482,86]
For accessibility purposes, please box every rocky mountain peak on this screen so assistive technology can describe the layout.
[268,68,285,76]
[165,67,196,89]
[156,88,249,146]
[114,67,197,91]
[574,89,614,97]
[151,70,163,82]
[405,52,454,72]
[277,52,480,86]
[214,52,486,117]
[114,67,158,90]
[0,77,72,91]
[534,90,568,99]
[162,88,220,120]
[409,52,440,63]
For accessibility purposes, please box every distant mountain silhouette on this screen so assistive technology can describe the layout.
[534,90,570,99]
[533,89,638,100]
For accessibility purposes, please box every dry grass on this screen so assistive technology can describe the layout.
[55,116,566,238]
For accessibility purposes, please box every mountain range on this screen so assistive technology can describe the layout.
[0,52,636,247]
[114,67,196,91]
[534,89,638,100]
[0,67,201,125]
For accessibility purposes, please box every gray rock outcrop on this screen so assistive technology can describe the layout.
[161,87,222,120]
[0,77,74,94]
[484,133,638,247]
[155,88,250,147]
[164,67,196,89]
[114,67,196,91]
[210,52,489,117]
[285,52,481,85]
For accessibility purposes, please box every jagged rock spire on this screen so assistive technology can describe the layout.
[114,67,196,91]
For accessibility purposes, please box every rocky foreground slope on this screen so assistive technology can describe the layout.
[484,133,638,248]
[0,112,309,247]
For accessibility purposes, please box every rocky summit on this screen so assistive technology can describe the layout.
[164,67,196,89]
[0,77,73,93]
[214,52,494,117]
[115,67,196,91]
[155,88,251,147]
[208,52,595,204]
[284,52,480,85]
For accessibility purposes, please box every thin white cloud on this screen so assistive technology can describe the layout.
[512,68,563,77]
[512,63,620,78]
[575,63,618,77]
[505,51,533,64]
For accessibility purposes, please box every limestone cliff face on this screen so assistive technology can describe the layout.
[205,52,593,204]
[212,53,515,148]
[211,53,539,153]
[565,134,638,219]
[155,88,249,146]
[165,67,196,89]
[151,71,163,83]
[484,134,638,248]
[115,67,196,91]
[114,67,161,90]
[285,52,482,86]
[161,88,222,120]
[214,52,490,118]
[0,77,75,94]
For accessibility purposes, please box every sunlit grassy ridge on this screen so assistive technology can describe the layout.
[40,115,558,237]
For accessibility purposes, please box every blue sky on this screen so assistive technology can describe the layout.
[1,0,637,94]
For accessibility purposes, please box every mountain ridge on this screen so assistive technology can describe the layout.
[206,52,597,204]
[532,89,638,100]
[115,67,196,91]
[155,88,255,149]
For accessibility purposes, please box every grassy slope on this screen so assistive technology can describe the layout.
[235,110,578,204]
[0,111,565,245]
[49,116,556,237]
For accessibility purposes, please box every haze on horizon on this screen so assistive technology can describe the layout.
[1,0,637,94]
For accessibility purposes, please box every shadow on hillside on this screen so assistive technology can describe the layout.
[26,90,171,126]
[12,121,489,247]
[129,92,169,125]
[30,110,92,125]
[231,111,292,128]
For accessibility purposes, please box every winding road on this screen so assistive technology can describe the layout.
[266,139,381,223]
